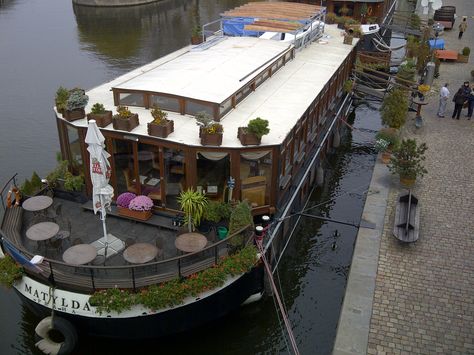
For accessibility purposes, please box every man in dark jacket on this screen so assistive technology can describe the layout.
[467,87,474,119]
[452,88,465,120]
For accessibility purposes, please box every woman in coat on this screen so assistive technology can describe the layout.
[452,88,465,120]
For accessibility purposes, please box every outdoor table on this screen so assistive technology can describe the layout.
[26,222,59,241]
[123,243,158,264]
[22,196,53,213]
[62,244,98,265]
[175,233,208,253]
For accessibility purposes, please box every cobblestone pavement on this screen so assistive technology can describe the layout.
[367,1,474,354]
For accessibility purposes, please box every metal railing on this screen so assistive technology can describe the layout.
[0,173,19,213]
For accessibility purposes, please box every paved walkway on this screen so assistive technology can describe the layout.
[367,0,474,353]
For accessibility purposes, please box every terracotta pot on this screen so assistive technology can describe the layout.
[147,120,174,138]
[400,176,416,188]
[87,111,113,128]
[112,114,139,132]
[381,151,391,164]
[117,206,152,221]
[191,36,203,45]
[63,108,86,121]
[238,127,261,146]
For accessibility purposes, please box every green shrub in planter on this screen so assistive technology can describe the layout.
[381,89,409,129]
[388,139,428,180]
[91,103,107,114]
[462,47,470,56]
[55,86,70,112]
[247,117,270,140]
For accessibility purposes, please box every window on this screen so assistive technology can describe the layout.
[219,98,232,116]
[196,152,230,202]
[185,100,214,116]
[163,148,185,210]
[66,125,84,175]
[150,95,180,112]
[240,150,272,207]
[119,92,144,107]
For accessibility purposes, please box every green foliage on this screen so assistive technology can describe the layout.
[229,201,253,236]
[30,171,42,188]
[66,88,89,111]
[192,24,202,37]
[150,105,168,125]
[63,172,85,192]
[343,80,353,93]
[90,103,106,114]
[416,42,430,73]
[46,154,83,191]
[116,105,133,119]
[177,188,208,232]
[247,117,270,139]
[55,86,70,111]
[20,171,43,196]
[360,3,368,16]
[381,89,408,129]
[338,6,349,16]
[396,61,416,84]
[374,138,389,152]
[462,47,470,56]
[389,139,428,180]
[195,111,223,135]
[204,201,232,223]
[409,14,421,29]
[325,12,337,23]
[405,35,419,58]
[375,128,400,149]
[0,255,24,288]
[89,245,258,314]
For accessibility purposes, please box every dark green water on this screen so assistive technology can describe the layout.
[0,1,380,353]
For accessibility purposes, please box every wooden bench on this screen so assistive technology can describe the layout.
[435,49,458,61]
[393,191,420,243]
[1,207,24,247]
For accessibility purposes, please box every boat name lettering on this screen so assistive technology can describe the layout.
[24,283,91,312]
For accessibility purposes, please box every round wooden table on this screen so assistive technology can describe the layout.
[62,244,98,265]
[22,195,53,212]
[175,233,208,253]
[26,222,60,241]
[123,243,158,264]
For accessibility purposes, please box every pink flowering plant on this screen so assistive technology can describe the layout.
[116,192,136,208]
[129,195,154,211]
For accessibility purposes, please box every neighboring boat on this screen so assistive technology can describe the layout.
[0,2,357,352]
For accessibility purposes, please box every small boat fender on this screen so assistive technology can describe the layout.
[6,187,21,208]
[35,316,78,355]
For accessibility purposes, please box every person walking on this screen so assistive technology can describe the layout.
[437,83,450,117]
[458,17,467,39]
[452,88,465,119]
[467,87,474,120]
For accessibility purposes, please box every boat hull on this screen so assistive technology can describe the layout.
[15,266,264,339]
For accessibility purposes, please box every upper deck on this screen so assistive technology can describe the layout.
[65,25,356,148]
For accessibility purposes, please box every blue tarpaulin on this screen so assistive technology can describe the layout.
[223,18,260,37]
[428,38,445,50]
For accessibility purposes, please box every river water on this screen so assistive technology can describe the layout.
[0,1,380,354]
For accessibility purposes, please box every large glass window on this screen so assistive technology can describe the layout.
[119,92,144,107]
[196,152,230,202]
[66,125,84,175]
[112,139,137,196]
[163,148,185,210]
[185,100,214,116]
[240,150,272,207]
[150,95,180,112]
[219,98,232,116]
[137,143,161,205]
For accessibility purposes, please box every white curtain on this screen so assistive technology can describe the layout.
[199,151,229,161]
[240,150,271,161]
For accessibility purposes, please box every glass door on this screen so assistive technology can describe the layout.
[112,139,138,196]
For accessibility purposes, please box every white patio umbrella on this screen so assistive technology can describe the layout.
[85,120,114,262]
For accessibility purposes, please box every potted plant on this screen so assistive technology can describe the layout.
[46,153,87,203]
[112,105,139,132]
[360,3,368,24]
[55,86,69,116]
[458,47,470,63]
[117,192,154,221]
[191,25,203,45]
[20,171,44,198]
[195,112,223,146]
[87,103,112,128]
[375,127,400,152]
[147,105,174,138]
[228,201,254,249]
[343,80,354,93]
[325,12,337,25]
[374,138,390,164]
[238,117,270,145]
[64,88,89,121]
[381,89,409,129]
[177,188,208,233]
[388,138,428,187]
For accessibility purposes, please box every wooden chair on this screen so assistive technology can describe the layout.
[123,169,138,194]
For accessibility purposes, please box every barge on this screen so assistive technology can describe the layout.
[0,2,356,352]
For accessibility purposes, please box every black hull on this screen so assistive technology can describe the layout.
[16,266,263,339]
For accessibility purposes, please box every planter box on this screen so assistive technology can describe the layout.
[64,108,86,121]
[200,128,222,146]
[87,111,113,128]
[457,54,469,63]
[238,127,261,146]
[147,120,174,138]
[343,35,354,45]
[112,114,139,132]
[117,206,152,221]
[191,36,203,45]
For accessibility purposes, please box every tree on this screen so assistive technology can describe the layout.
[381,89,408,129]
[177,189,208,233]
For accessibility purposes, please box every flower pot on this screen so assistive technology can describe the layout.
[343,35,354,45]
[63,108,86,121]
[200,128,222,146]
[238,127,261,146]
[381,151,391,164]
[112,114,139,132]
[87,111,113,128]
[457,54,469,63]
[147,120,174,138]
[191,35,203,45]
[400,176,416,188]
[117,206,152,221]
